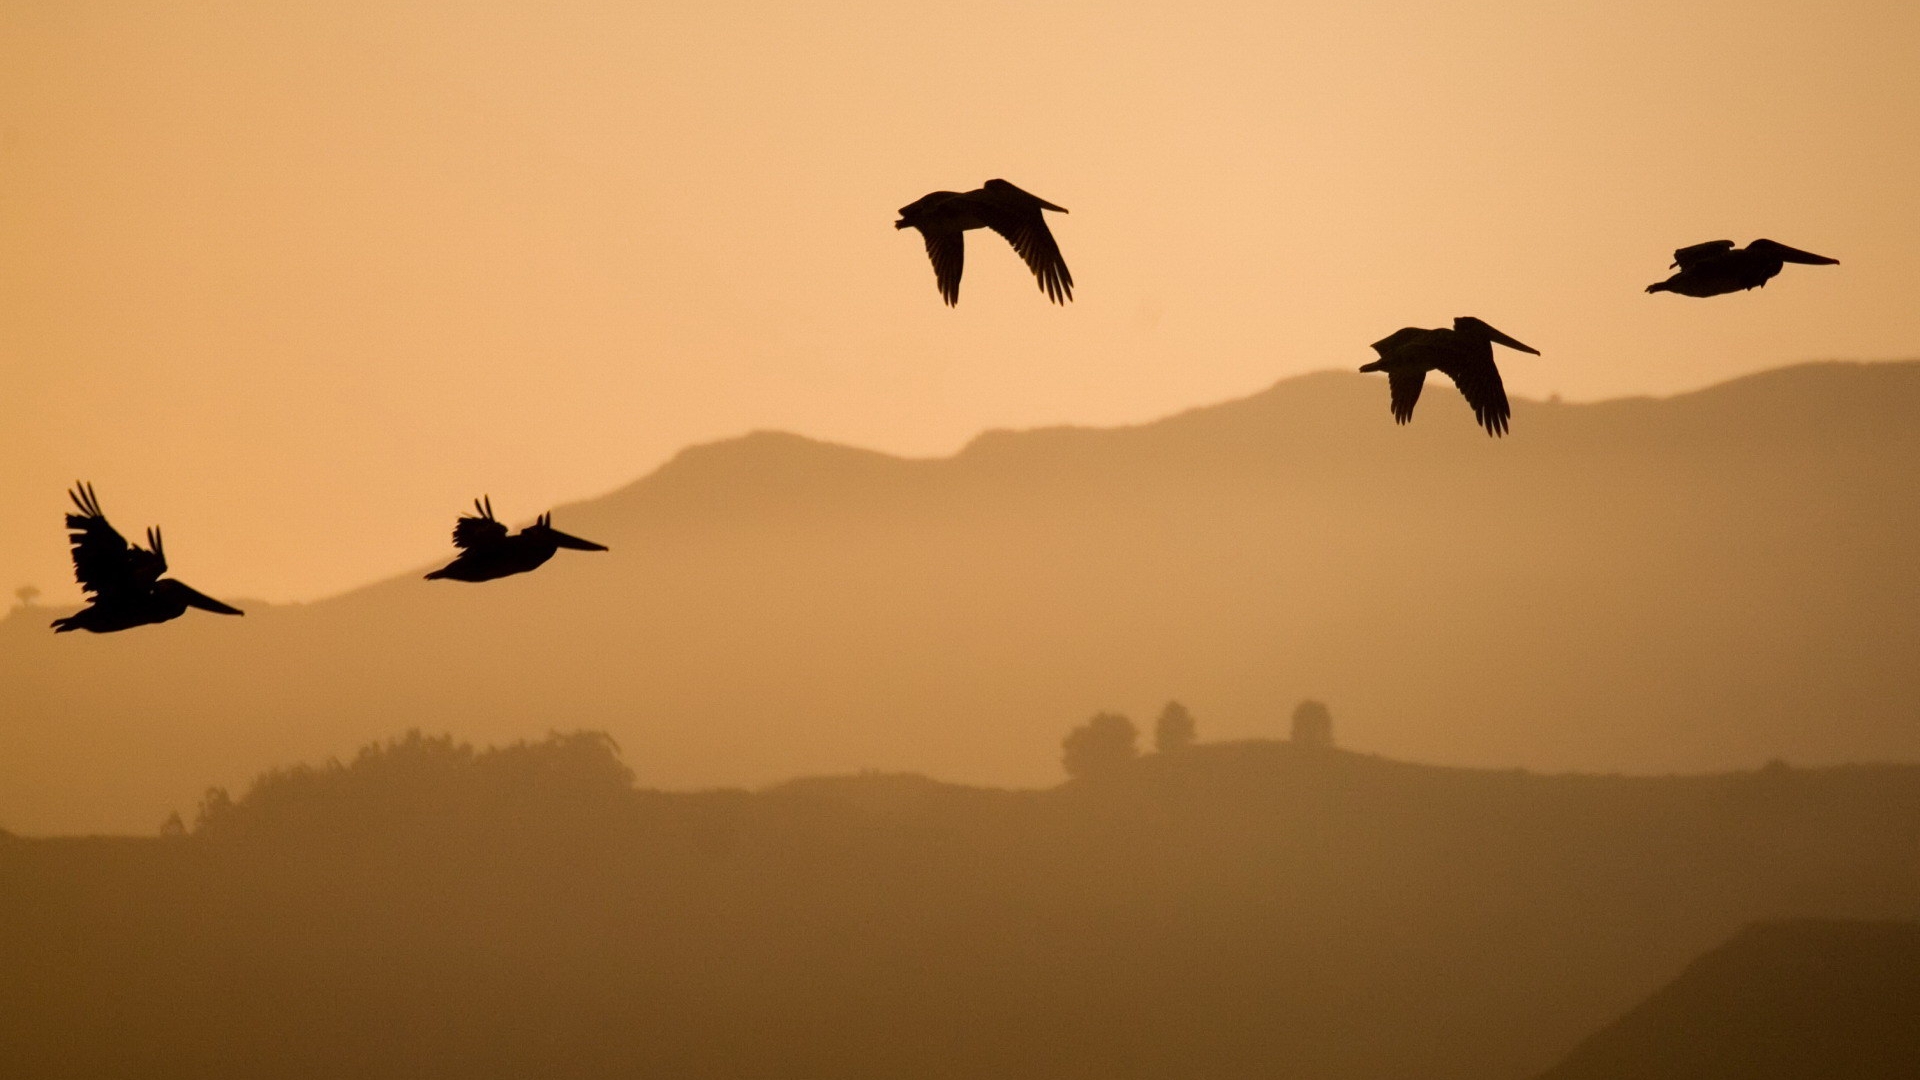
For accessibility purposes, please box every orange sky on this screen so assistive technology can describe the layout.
[4,0,1917,605]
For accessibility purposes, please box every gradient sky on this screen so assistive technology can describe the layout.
[5,0,1917,604]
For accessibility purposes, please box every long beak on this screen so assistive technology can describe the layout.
[1760,240,1839,265]
[894,218,911,229]
[178,584,244,616]
[1481,325,1541,355]
[550,530,608,552]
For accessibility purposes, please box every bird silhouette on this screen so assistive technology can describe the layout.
[51,483,243,633]
[1645,239,1838,297]
[424,497,607,582]
[1359,317,1542,437]
[895,179,1073,306]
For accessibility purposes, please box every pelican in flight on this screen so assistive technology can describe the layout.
[895,179,1073,306]
[51,483,243,633]
[424,497,607,582]
[1645,239,1838,297]
[1359,317,1542,437]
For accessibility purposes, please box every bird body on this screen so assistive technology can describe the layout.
[424,497,607,583]
[1645,238,1838,297]
[896,179,1073,305]
[51,483,243,633]
[1359,317,1541,437]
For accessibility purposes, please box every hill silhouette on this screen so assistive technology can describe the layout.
[1538,919,1920,1080]
[6,360,1920,833]
[2,734,1916,1080]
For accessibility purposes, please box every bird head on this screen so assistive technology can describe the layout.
[1749,239,1839,265]
[1453,317,1541,355]
[155,579,244,616]
[525,513,609,552]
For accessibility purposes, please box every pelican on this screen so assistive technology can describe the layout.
[424,497,607,582]
[1645,239,1838,297]
[1359,317,1541,437]
[895,179,1073,306]
[51,483,243,633]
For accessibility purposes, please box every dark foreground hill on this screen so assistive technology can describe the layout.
[1538,920,1920,1080]
[6,361,1920,833]
[2,733,1918,1080]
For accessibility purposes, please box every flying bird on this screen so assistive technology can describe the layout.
[1645,239,1838,297]
[424,497,607,582]
[1359,317,1542,437]
[51,483,244,633]
[895,179,1074,306]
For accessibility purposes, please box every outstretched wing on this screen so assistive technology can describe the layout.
[973,182,1074,304]
[1671,240,1735,269]
[64,482,166,597]
[452,496,508,550]
[1437,357,1511,437]
[918,227,965,306]
[1387,369,1425,425]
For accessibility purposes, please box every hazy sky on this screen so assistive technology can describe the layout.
[5,0,1917,604]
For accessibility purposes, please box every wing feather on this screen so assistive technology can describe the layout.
[63,483,166,597]
[919,227,965,306]
[978,207,1074,304]
[1387,369,1425,424]
[452,496,508,550]
[1437,357,1511,437]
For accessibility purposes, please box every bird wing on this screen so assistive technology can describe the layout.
[1671,240,1736,269]
[63,482,166,597]
[1387,369,1425,425]
[452,496,508,550]
[1436,356,1511,437]
[1369,327,1431,357]
[972,186,1074,304]
[918,226,966,306]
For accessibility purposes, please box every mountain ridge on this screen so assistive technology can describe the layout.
[6,359,1919,834]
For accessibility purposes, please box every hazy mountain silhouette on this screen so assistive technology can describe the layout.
[6,360,1920,833]
[3,734,1916,1080]
[1537,919,1920,1080]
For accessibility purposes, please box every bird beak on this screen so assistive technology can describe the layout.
[1483,326,1541,355]
[1035,198,1068,213]
[179,585,244,616]
[550,530,609,552]
[894,218,910,229]
[1767,242,1839,265]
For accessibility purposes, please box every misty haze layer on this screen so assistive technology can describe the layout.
[4,362,1918,834]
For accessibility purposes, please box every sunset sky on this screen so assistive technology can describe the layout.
[5,0,1917,604]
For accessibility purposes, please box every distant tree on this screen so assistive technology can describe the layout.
[1155,700,1196,753]
[194,786,234,831]
[159,811,187,839]
[1291,699,1333,748]
[13,585,39,608]
[1063,712,1139,779]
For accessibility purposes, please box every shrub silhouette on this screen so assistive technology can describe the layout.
[1291,699,1333,748]
[194,729,634,841]
[1155,700,1196,753]
[1062,712,1139,778]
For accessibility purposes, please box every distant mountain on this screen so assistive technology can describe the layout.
[1538,919,1920,1080]
[6,361,1920,834]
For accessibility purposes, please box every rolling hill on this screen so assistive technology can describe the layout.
[5,360,1919,834]
[3,736,1917,1080]
[1537,919,1920,1080]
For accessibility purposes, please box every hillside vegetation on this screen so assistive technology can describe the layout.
[3,732,1917,1079]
